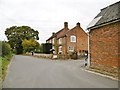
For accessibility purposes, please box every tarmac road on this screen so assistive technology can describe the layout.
[3,55,118,88]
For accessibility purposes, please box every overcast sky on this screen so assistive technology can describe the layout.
[0,0,119,43]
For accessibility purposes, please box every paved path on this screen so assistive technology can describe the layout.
[3,55,118,88]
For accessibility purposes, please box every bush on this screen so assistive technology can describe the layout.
[2,41,11,56]
[69,51,78,59]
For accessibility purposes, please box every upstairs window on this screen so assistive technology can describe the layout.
[70,36,76,42]
[59,38,62,44]
[52,38,55,44]
[49,40,52,43]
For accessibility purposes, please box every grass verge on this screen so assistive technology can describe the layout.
[0,54,13,81]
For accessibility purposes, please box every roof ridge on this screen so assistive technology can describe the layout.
[87,1,120,29]
[101,1,120,11]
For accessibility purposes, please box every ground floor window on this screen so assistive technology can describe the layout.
[68,46,74,52]
[59,46,62,54]
[52,46,54,49]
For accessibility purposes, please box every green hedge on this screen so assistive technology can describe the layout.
[2,41,11,56]
[0,41,13,80]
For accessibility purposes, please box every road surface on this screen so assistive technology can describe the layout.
[3,55,118,88]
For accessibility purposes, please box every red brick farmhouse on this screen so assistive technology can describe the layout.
[46,22,88,59]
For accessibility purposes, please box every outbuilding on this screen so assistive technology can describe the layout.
[87,1,120,76]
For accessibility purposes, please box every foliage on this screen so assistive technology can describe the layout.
[54,38,58,54]
[0,41,2,56]
[0,53,13,80]
[39,44,44,53]
[22,39,40,52]
[2,41,11,57]
[40,43,52,54]
[5,26,39,54]
[68,51,78,59]
[0,57,2,81]
[0,41,12,80]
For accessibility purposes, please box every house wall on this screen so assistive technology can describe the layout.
[62,36,67,55]
[57,23,69,55]
[47,22,88,59]
[67,24,88,54]
[90,22,120,74]
[67,28,77,52]
[76,26,88,51]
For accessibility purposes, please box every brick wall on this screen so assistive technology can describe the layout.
[67,23,88,54]
[90,22,120,75]
[76,26,88,51]
[48,22,88,59]
[67,27,77,52]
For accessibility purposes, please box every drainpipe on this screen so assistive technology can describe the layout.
[87,29,90,67]
[65,34,68,58]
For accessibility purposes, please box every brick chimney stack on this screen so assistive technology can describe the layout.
[76,22,80,27]
[52,32,55,36]
[64,22,68,28]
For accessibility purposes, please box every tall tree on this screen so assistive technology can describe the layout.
[5,26,39,54]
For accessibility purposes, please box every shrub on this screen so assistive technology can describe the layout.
[2,41,11,56]
[69,51,78,59]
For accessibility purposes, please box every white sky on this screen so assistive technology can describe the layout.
[0,0,119,43]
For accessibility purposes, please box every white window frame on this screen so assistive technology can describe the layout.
[49,40,52,43]
[52,38,55,44]
[59,38,62,44]
[68,46,74,52]
[59,46,62,53]
[52,46,54,49]
[70,36,76,42]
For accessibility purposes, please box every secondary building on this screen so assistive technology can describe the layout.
[87,1,120,76]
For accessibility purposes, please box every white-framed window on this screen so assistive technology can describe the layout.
[52,46,55,54]
[49,40,52,43]
[59,38,62,44]
[52,38,55,44]
[52,46,54,49]
[68,46,74,52]
[59,46,62,53]
[70,36,76,42]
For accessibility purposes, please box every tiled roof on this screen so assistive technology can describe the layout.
[46,29,63,41]
[46,34,56,41]
[87,1,120,29]
[57,24,87,39]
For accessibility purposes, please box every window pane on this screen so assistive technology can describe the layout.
[68,46,74,52]
[70,36,76,42]
[59,38,62,44]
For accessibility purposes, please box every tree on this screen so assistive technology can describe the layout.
[5,26,39,54]
[22,39,40,53]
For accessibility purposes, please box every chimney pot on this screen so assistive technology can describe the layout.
[52,32,55,36]
[64,22,68,28]
[76,22,80,27]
